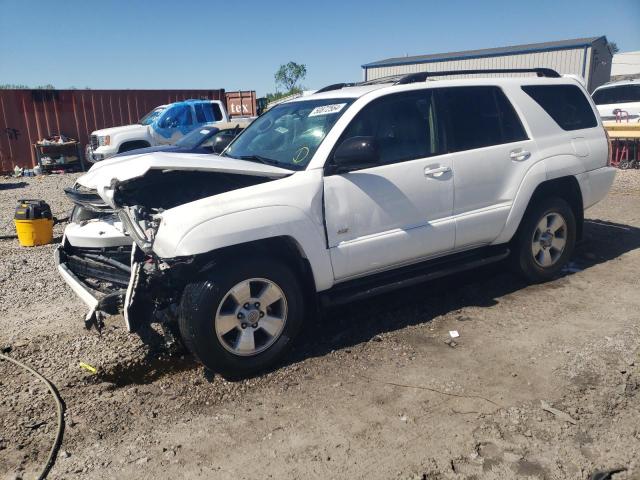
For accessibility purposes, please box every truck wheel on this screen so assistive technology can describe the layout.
[512,197,576,283]
[178,257,304,378]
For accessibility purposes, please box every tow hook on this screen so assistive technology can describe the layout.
[84,308,106,332]
[84,290,126,332]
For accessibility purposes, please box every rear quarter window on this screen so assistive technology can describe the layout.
[522,84,597,131]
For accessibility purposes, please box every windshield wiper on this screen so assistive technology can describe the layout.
[236,154,275,164]
[234,155,295,170]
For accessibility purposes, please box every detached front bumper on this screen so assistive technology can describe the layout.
[55,241,139,330]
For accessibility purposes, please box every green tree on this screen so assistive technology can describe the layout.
[274,62,307,92]
[608,42,619,54]
[264,87,303,104]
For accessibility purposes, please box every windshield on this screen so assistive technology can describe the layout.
[225,98,355,169]
[139,106,166,125]
[175,126,218,148]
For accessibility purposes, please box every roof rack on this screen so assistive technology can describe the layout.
[313,68,561,96]
[314,83,358,93]
[395,68,560,84]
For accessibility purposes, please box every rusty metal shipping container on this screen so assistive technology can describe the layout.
[225,91,257,117]
[0,89,256,172]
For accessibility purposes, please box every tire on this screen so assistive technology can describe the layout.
[511,196,576,283]
[178,257,305,378]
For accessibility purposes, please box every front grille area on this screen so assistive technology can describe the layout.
[90,135,98,150]
[65,245,133,292]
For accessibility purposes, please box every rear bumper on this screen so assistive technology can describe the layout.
[581,166,617,210]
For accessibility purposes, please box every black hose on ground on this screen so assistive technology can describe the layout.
[0,352,65,479]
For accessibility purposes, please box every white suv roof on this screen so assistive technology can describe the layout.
[594,78,640,91]
[293,68,580,103]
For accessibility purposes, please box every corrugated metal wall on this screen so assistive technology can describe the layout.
[0,89,226,172]
[364,47,591,84]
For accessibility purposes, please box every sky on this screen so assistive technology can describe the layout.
[1,0,639,96]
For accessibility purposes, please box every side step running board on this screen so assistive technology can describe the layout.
[320,246,510,307]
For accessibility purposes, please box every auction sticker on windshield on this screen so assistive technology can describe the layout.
[308,103,347,117]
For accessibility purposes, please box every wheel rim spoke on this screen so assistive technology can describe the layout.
[260,315,284,337]
[236,329,256,353]
[216,313,239,336]
[547,214,564,233]
[257,283,282,308]
[230,281,251,305]
[537,218,548,233]
[539,248,553,266]
[551,236,565,251]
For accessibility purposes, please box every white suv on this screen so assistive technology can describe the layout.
[592,79,640,121]
[57,68,615,376]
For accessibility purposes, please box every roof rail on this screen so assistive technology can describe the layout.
[315,82,357,93]
[395,68,561,84]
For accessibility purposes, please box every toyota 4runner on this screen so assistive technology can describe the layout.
[57,68,616,377]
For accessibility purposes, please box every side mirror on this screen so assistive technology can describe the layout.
[333,136,379,171]
[212,135,233,154]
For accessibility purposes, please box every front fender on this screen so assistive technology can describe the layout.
[153,205,334,291]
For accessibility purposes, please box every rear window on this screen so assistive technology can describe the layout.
[194,102,223,122]
[438,86,528,152]
[592,85,640,105]
[522,85,597,131]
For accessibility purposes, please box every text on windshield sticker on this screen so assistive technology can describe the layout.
[308,103,347,117]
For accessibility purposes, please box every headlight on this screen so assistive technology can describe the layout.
[98,135,111,146]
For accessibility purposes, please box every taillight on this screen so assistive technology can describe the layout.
[604,128,612,166]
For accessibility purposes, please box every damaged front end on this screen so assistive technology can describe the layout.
[57,180,201,334]
[56,154,292,335]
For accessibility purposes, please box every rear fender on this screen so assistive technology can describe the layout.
[493,155,585,244]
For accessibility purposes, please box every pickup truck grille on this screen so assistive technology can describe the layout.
[90,135,98,150]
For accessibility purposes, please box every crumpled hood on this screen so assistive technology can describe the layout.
[92,124,149,137]
[76,151,294,207]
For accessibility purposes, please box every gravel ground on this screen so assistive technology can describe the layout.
[1,170,639,479]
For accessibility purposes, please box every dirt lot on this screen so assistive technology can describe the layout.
[1,170,639,480]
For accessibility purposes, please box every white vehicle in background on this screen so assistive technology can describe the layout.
[59,68,615,377]
[592,79,640,121]
[86,99,231,162]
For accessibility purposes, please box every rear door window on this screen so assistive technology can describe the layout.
[522,84,597,131]
[437,86,528,152]
[592,85,640,105]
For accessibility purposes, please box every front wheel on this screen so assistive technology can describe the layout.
[512,197,576,283]
[178,257,305,378]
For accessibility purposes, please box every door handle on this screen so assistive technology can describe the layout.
[424,165,451,177]
[510,149,531,161]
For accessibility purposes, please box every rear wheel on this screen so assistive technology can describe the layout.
[512,197,576,283]
[178,257,304,378]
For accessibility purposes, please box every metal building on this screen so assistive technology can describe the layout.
[362,37,613,92]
